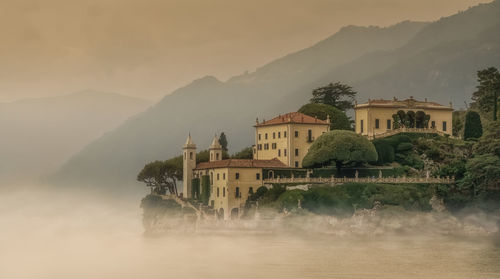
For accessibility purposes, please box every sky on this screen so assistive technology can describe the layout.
[0,0,492,102]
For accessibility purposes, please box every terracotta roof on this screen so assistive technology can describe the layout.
[255,112,329,127]
[195,158,287,170]
[355,97,453,110]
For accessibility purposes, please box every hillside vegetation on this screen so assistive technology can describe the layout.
[52,1,500,189]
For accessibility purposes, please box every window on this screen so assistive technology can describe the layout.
[442,121,447,132]
[258,144,262,150]
[235,187,240,198]
[256,173,260,180]
[258,134,261,140]
[375,119,380,129]
[210,173,213,185]
[360,120,364,133]
[294,131,299,137]
[217,173,220,180]
[431,121,436,128]
[223,187,226,197]
[189,152,193,160]
[216,153,219,160]
[295,161,299,168]
[272,143,277,149]
[217,187,220,197]
[307,129,312,142]
[278,132,281,138]
[295,148,299,156]
[387,119,391,130]
[264,143,269,150]
[284,149,287,157]
[223,173,225,180]
[284,131,287,138]
[273,132,276,139]
[235,172,240,179]
[265,133,268,140]
[278,149,281,157]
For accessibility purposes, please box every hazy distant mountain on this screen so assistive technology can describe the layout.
[0,90,150,184]
[51,1,500,190]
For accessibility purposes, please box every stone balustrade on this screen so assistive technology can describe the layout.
[369,127,456,140]
[264,175,455,185]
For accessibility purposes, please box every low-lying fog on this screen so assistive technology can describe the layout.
[1,186,499,279]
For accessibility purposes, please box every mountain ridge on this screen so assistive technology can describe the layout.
[50,1,500,190]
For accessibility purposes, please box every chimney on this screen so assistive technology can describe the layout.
[256,117,259,125]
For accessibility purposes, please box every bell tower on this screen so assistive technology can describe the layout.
[209,134,222,162]
[182,134,196,199]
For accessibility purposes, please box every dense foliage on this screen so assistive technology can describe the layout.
[302,130,377,170]
[191,178,200,199]
[201,175,210,205]
[463,111,483,140]
[452,110,466,137]
[472,67,500,121]
[231,147,253,159]
[218,132,228,151]
[461,121,500,193]
[392,110,430,128]
[309,82,357,111]
[137,159,182,195]
[298,103,351,130]
[257,183,434,216]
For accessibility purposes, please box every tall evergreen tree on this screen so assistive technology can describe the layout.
[310,82,357,111]
[472,67,500,121]
[218,132,228,151]
[463,111,483,140]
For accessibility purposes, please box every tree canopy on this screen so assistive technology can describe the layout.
[461,121,500,193]
[472,67,500,121]
[302,130,378,171]
[231,147,254,159]
[309,82,357,111]
[137,159,182,195]
[298,103,351,130]
[463,111,483,140]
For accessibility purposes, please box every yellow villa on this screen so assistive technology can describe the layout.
[354,97,453,139]
[182,111,331,220]
[253,112,330,168]
[183,135,288,220]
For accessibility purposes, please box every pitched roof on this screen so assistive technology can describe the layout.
[355,97,453,110]
[195,158,287,170]
[255,112,329,127]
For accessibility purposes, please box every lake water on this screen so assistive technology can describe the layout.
[1,188,499,279]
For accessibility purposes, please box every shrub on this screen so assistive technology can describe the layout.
[396,142,413,152]
[276,190,305,210]
[191,178,200,199]
[373,140,395,165]
[201,175,210,205]
[463,111,483,140]
[298,183,434,216]
[302,130,378,170]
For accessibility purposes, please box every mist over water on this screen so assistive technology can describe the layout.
[1,186,500,279]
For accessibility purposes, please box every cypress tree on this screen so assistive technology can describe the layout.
[219,132,228,151]
[463,111,483,140]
